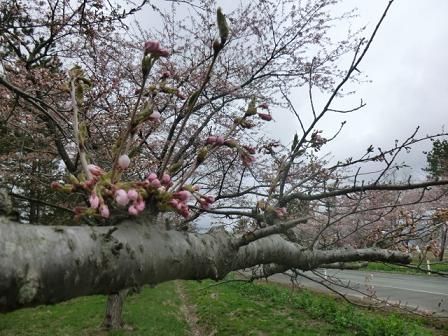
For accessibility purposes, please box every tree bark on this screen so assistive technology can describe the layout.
[0,216,411,312]
[101,289,129,330]
[439,223,447,261]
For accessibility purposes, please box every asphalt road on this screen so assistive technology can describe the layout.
[254,270,448,317]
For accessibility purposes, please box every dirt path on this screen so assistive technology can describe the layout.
[175,281,209,336]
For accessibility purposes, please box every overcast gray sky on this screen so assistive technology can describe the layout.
[267,0,448,180]
[135,0,448,180]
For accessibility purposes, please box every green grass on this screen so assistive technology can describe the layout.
[362,261,448,275]
[0,282,189,336]
[184,279,447,336]
[0,279,446,336]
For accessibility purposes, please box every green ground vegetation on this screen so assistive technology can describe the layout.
[184,279,447,336]
[362,261,448,275]
[0,282,188,336]
[0,280,446,336]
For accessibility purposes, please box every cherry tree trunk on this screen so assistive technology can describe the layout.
[439,223,447,261]
[101,289,129,330]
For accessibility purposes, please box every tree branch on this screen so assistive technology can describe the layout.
[0,216,410,312]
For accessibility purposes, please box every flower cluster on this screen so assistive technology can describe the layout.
[52,154,218,221]
[206,135,225,145]
[197,195,215,209]
[310,130,327,150]
[202,134,256,168]
[144,40,170,58]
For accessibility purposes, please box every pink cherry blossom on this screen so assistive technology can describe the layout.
[241,152,256,167]
[135,198,146,212]
[206,136,217,144]
[150,178,162,188]
[128,205,139,216]
[160,71,171,79]
[243,145,256,154]
[147,172,158,181]
[216,136,225,145]
[89,193,100,209]
[99,204,110,218]
[177,91,187,100]
[115,189,129,206]
[144,40,170,57]
[205,195,215,204]
[127,189,139,201]
[144,40,160,53]
[169,198,180,208]
[161,173,171,186]
[275,207,287,218]
[118,154,130,170]
[149,110,161,122]
[87,164,103,176]
[258,113,272,121]
[83,178,97,189]
[175,190,191,202]
[179,205,190,219]
[199,198,209,209]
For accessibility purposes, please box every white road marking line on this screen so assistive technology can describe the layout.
[368,284,448,296]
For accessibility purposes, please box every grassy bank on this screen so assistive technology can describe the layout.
[362,261,448,275]
[184,280,447,336]
[0,280,446,335]
[0,282,188,336]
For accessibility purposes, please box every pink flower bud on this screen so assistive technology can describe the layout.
[149,110,161,122]
[161,173,171,186]
[169,198,180,208]
[206,136,217,145]
[118,155,131,170]
[216,136,225,145]
[192,185,200,192]
[87,164,103,176]
[147,172,158,181]
[74,206,85,216]
[89,193,100,209]
[160,71,171,79]
[51,181,62,190]
[135,198,146,212]
[128,205,139,216]
[243,145,256,154]
[241,152,255,167]
[150,178,161,188]
[127,189,139,201]
[258,113,272,121]
[144,40,170,57]
[100,204,110,218]
[199,198,209,209]
[275,207,287,218]
[180,206,190,219]
[115,189,129,206]
[175,190,191,202]
[144,40,160,54]
[258,102,269,109]
[205,195,215,204]
[158,48,170,57]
